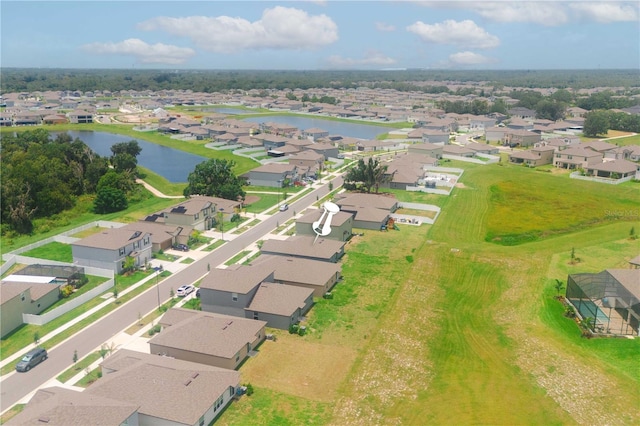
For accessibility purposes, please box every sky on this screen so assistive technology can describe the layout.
[1,1,639,70]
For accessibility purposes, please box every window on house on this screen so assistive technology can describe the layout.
[253,312,259,320]
[195,213,199,219]
[567,155,572,159]
[232,293,238,302]
[119,248,125,256]
[236,352,240,362]
[199,416,205,426]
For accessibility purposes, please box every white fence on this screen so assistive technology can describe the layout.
[569,172,635,185]
[396,203,441,225]
[443,154,499,164]
[22,278,114,326]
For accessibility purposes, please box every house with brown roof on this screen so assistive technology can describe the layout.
[554,146,604,169]
[604,145,640,162]
[408,142,443,159]
[251,255,342,297]
[443,144,477,158]
[5,386,139,426]
[127,221,192,252]
[72,227,152,273]
[67,109,93,124]
[302,127,329,141]
[584,159,639,179]
[150,308,267,370]
[295,208,354,241]
[1,280,61,338]
[332,193,398,230]
[288,150,325,174]
[199,264,275,317]
[508,145,555,167]
[248,163,300,187]
[260,235,346,263]
[305,142,339,160]
[245,283,314,329]
[464,142,500,155]
[89,349,240,426]
[382,153,438,190]
[485,126,509,142]
[584,140,617,154]
[502,130,541,147]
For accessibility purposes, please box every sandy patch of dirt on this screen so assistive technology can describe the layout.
[241,337,357,402]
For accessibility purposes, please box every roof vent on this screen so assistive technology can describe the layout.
[192,372,199,379]
[38,417,50,423]
[184,379,192,386]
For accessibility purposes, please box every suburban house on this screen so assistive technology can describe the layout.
[244,282,314,329]
[248,163,300,187]
[584,140,617,154]
[583,159,639,179]
[420,130,450,144]
[464,142,500,155]
[469,116,497,130]
[153,196,240,231]
[507,107,536,120]
[260,235,346,263]
[554,146,604,169]
[149,308,267,370]
[383,153,439,190]
[305,142,340,160]
[502,130,542,147]
[251,255,342,298]
[508,145,556,167]
[443,144,477,158]
[408,142,443,159]
[485,126,509,142]
[333,193,398,229]
[126,221,191,252]
[5,387,139,426]
[0,279,61,338]
[88,349,240,426]
[288,150,325,174]
[301,127,329,141]
[295,208,354,241]
[199,264,275,317]
[72,228,152,273]
[604,145,640,162]
[67,109,93,124]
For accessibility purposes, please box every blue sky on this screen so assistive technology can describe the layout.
[1,1,639,70]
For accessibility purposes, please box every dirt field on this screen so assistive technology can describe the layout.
[241,335,357,402]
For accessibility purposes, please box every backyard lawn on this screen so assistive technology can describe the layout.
[223,161,640,426]
[22,242,72,263]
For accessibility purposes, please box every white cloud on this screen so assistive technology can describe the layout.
[138,6,338,53]
[569,2,640,23]
[407,19,499,49]
[465,2,568,26]
[82,39,195,64]
[375,22,396,32]
[448,51,494,66]
[326,51,397,67]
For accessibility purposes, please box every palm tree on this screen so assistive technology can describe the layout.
[554,279,565,299]
[580,316,595,338]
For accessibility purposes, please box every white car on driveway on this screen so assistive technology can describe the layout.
[176,285,195,297]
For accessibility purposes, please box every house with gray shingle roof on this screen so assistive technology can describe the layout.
[554,145,603,169]
[584,159,639,179]
[90,349,239,426]
[260,235,346,263]
[251,255,342,297]
[5,386,139,426]
[245,282,314,330]
[72,227,152,273]
[508,145,555,167]
[1,280,61,338]
[295,208,354,242]
[150,308,267,370]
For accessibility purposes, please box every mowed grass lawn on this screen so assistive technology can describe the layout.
[22,241,72,262]
[221,161,640,426]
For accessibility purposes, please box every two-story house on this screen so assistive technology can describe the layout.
[72,228,152,273]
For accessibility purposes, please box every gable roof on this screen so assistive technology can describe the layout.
[251,254,342,286]
[200,264,274,293]
[151,308,266,358]
[245,282,313,316]
[260,235,345,260]
[334,193,398,211]
[296,209,353,227]
[7,386,138,426]
[587,159,638,174]
[89,349,240,425]
[72,228,150,250]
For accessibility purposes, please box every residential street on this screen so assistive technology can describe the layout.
[0,175,343,412]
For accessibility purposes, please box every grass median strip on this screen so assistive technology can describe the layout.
[56,351,102,383]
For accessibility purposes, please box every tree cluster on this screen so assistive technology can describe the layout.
[583,110,640,137]
[343,157,392,194]
[183,159,246,201]
[1,131,142,234]
[1,130,109,233]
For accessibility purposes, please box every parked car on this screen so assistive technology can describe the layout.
[16,347,47,372]
[176,285,195,297]
[173,244,189,252]
[279,203,289,212]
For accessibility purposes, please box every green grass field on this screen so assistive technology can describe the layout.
[223,160,640,426]
[22,242,72,262]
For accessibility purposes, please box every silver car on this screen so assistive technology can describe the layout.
[16,347,47,372]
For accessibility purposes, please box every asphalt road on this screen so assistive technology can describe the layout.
[0,175,343,412]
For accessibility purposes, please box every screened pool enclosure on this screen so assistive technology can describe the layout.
[566,269,639,336]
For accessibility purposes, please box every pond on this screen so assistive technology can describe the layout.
[54,131,206,183]
[242,115,395,140]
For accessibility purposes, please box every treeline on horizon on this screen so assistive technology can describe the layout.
[1,68,639,94]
